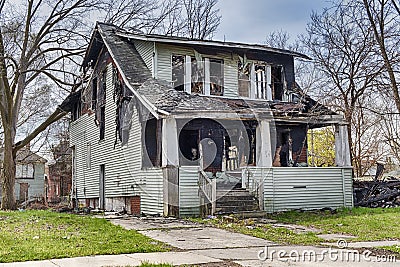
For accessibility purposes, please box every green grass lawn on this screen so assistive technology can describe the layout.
[266,207,400,241]
[193,207,400,246]
[0,210,168,263]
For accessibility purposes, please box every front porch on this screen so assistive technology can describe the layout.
[158,113,352,217]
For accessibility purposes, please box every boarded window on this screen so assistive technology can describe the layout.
[142,119,162,168]
[172,55,185,91]
[191,58,204,94]
[16,164,34,179]
[92,77,97,110]
[238,61,250,97]
[99,106,105,140]
[209,59,224,96]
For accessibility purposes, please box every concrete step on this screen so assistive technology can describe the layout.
[217,189,250,196]
[215,187,259,214]
[216,204,259,213]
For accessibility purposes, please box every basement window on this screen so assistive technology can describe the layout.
[172,55,185,91]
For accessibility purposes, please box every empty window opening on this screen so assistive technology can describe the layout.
[98,70,107,107]
[191,58,204,94]
[272,66,284,101]
[72,101,81,121]
[179,129,200,166]
[172,55,185,91]
[209,59,224,96]
[238,61,250,97]
[92,77,98,109]
[142,119,162,168]
[99,106,105,140]
[255,64,267,99]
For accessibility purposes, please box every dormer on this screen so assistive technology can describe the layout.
[93,27,310,103]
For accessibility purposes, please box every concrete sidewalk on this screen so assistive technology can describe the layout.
[0,216,399,267]
[0,252,222,267]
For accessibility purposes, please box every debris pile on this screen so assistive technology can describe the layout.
[354,176,400,208]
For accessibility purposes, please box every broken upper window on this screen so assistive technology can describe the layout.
[72,101,81,121]
[209,59,224,96]
[255,64,267,99]
[92,77,97,110]
[172,55,185,91]
[99,106,105,140]
[98,69,107,107]
[272,66,284,101]
[238,61,250,97]
[191,58,204,94]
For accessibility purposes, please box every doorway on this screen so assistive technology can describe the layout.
[99,164,105,209]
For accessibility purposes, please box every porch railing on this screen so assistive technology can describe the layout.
[198,169,216,215]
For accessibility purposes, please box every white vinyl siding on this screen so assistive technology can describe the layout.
[70,63,163,215]
[179,166,200,217]
[246,167,353,213]
[133,40,153,71]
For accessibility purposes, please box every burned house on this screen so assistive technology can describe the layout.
[69,22,353,216]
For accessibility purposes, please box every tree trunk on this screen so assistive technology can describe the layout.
[1,129,16,210]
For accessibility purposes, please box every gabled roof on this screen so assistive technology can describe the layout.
[115,30,310,60]
[81,22,336,122]
[0,148,47,164]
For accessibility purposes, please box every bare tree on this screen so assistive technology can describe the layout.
[300,3,384,176]
[103,0,221,39]
[0,0,100,210]
[361,0,400,113]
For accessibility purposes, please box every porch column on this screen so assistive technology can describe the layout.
[162,117,179,217]
[256,120,273,167]
[335,124,351,167]
[162,117,179,167]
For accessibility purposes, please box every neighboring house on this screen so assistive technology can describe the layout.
[46,140,72,203]
[0,147,47,203]
[68,22,353,217]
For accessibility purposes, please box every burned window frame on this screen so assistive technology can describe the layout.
[271,65,284,101]
[172,54,185,91]
[209,58,224,96]
[99,106,105,140]
[91,77,98,110]
[238,61,250,97]
[142,118,162,168]
[254,63,267,99]
[191,57,204,94]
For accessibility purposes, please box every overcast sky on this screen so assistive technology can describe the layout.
[214,0,331,44]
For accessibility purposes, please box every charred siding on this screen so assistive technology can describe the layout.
[70,63,163,215]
